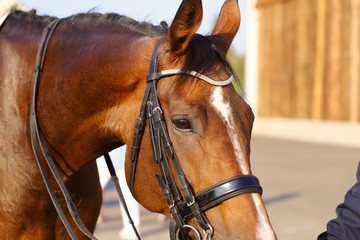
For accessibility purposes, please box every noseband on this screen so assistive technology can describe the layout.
[129,38,263,240]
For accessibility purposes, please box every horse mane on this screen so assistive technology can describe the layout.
[10,9,168,37]
[68,13,168,37]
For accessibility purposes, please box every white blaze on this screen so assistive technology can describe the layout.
[210,87,276,239]
[252,194,277,240]
[210,87,250,174]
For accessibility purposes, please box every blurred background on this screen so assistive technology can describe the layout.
[18,0,360,239]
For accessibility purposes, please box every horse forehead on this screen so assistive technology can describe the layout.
[208,86,242,119]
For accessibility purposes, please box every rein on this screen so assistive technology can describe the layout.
[30,19,85,240]
[30,19,140,240]
[129,38,263,240]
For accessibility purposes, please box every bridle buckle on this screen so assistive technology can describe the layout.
[176,225,202,240]
[186,196,195,207]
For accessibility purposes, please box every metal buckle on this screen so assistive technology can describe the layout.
[168,199,175,209]
[203,224,214,240]
[186,196,195,207]
[176,225,202,240]
[152,106,163,114]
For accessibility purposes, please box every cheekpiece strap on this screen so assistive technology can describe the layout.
[129,38,164,197]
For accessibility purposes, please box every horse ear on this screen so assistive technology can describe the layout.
[164,0,203,54]
[211,0,241,53]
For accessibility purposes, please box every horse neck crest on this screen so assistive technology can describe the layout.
[0,0,28,27]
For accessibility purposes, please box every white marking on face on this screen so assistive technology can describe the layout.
[252,194,277,240]
[210,87,250,174]
[211,88,276,238]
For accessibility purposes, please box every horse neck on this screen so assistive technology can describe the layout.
[4,14,156,172]
[43,28,156,171]
[0,15,50,162]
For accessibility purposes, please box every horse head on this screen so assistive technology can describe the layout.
[125,0,277,239]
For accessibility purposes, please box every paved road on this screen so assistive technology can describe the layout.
[94,183,170,240]
[251,136,359,240]
[94,136,360,239]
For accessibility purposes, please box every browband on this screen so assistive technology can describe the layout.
[146,69,234,86]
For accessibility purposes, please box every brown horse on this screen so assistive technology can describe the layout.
[0,0,277,239]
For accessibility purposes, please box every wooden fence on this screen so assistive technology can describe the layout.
[255,0,360,122]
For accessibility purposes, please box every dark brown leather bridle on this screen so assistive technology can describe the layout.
[30,20,263,240]
[128,38,263,240]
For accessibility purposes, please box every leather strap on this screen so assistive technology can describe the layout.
[129,38,164,196]
[146,69,233,86]
[31,19,97,240]
[179,175,262,221]
[104,153,141,240]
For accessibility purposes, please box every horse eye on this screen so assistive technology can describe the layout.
[172,119,192,131]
